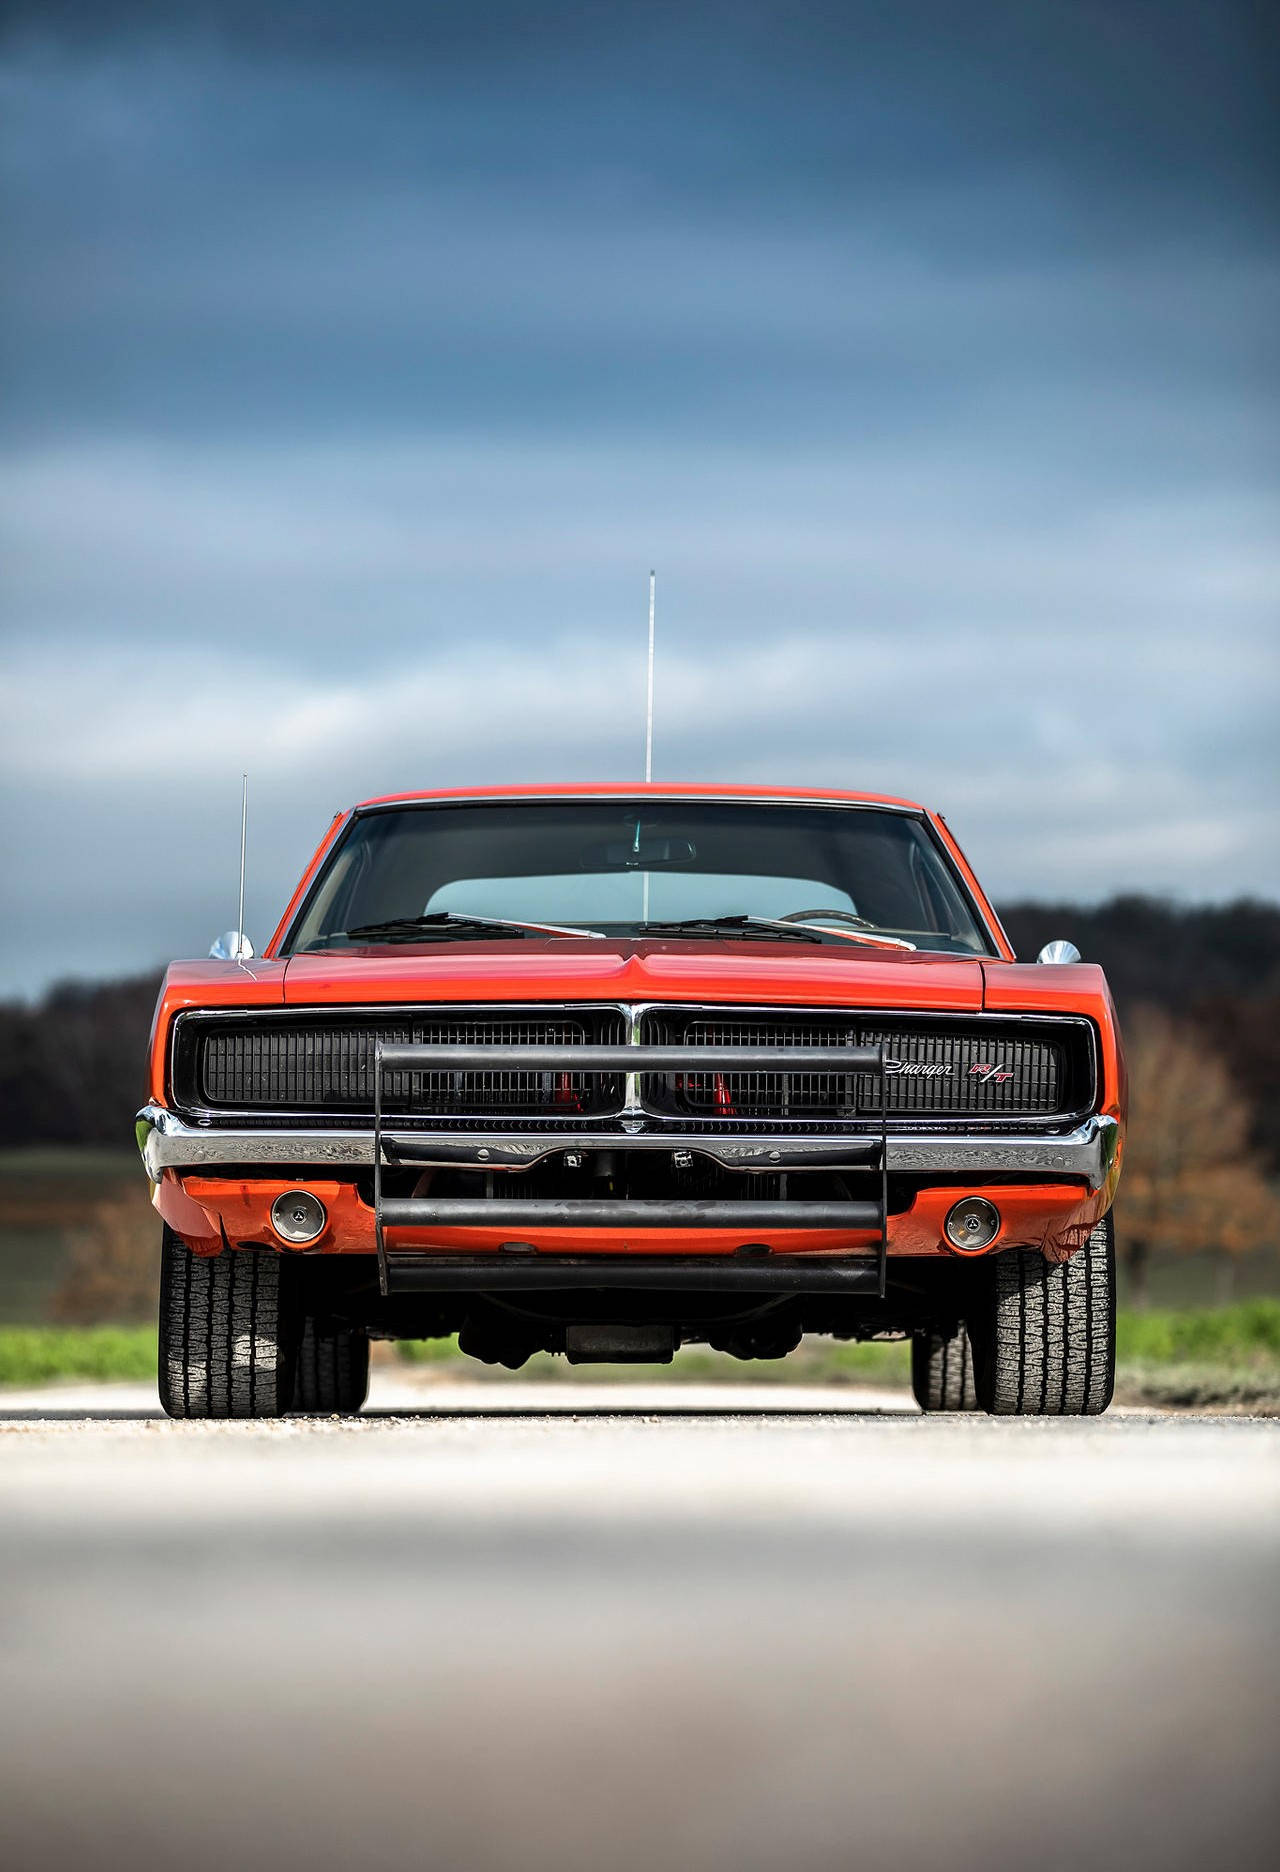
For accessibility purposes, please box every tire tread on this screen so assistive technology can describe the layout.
[912,1322,979,1411]
[981,1214,1115,1415]
[293,1317,370,1414]
[158,1227,296,1419]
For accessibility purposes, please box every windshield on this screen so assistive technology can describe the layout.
[285,801,994,955]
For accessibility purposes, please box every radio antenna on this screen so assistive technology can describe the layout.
[641,572,656,925]
[236,773,248,953]
[644,568,656,783]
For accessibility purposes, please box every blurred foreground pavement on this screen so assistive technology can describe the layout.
[1,1383,1277,1872]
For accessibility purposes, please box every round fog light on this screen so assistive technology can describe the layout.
[270,1189,327,1245]
[944,1197,1001,1253]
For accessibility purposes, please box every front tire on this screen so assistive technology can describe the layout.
[912,1322,979,1411]
[970,1214,1115,1416]
[158,1228,299,1419]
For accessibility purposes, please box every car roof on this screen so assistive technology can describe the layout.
[352,782,927,813]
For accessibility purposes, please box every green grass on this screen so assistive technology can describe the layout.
[1116,1298,1280,1362]
[1112,1299,1280,1411]
[0,1325,157,1388]
[4,1304,1279,1411]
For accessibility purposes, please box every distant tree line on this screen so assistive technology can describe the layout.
[0,973,164,1147]
[0,894,1277,1168]
[999,897,1280,1169]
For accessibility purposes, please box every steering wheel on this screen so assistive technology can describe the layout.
[779,907,872,928]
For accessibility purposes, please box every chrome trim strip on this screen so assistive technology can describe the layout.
[137,1106,1118,1189]
[377,1041,882,1072]
[353,792,926,816]
[886,1117,1120,1185]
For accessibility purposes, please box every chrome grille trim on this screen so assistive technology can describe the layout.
[169,1000,1097,1131]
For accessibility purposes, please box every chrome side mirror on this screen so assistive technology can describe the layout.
[1037,938,1081,965]
[210,930,255,960]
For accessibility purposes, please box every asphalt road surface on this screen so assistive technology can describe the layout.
[1,1378,1277,1872]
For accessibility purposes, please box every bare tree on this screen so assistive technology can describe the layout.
[1120,1005,1280,1306]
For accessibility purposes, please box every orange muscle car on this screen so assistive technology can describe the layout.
[137,785,1125,1416]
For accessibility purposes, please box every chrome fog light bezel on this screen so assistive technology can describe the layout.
[944,1196,1001,1253]
[270,1189,328,1245]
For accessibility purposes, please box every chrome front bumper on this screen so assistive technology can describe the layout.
[136,1105,1120,1191]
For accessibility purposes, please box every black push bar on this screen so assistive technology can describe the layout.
[382,1254,884,1295]
[372,1037,889,1300]
[379,1197,883,1230]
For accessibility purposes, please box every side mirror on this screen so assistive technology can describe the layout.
[1037,938,1081,965]
[210,930,255,960]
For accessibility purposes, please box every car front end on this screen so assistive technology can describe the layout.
[138,787,1125,1408]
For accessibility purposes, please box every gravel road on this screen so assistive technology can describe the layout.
[1,1377,1277,1872]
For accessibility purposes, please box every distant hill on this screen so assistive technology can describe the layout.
[1,898,1277,1163]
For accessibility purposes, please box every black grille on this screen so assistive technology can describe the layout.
[641,1010,1086,1125]
[644,1016,866,1121]
[174,1002,1093,1131]
[179,1009,628,1119]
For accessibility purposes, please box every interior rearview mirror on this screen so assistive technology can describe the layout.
[585,837,697,870]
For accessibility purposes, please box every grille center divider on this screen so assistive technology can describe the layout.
[372,1039,890,1298]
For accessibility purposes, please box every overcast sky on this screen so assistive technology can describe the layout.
[1,1,1277,996]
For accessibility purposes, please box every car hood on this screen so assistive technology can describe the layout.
[280,940,986,1011]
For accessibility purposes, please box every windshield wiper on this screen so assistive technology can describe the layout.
[637,916,826,945]
[779,920,917,951]
[344,912,605,944]
[638,915,916,950]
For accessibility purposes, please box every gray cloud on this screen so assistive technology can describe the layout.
[1,3,1277,994]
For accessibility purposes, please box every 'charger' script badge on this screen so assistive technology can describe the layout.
[880,1058,1016,1083]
